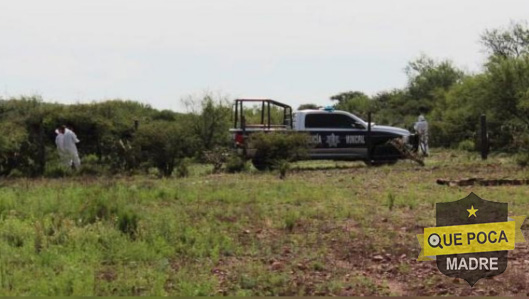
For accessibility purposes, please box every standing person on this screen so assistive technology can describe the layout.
[414,114,429,156]
[55,127,68,166]
[63,125,81,169]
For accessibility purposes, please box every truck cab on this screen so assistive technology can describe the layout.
[230,99,416,168]
[293,108,413,161]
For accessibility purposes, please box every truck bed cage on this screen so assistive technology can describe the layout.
[233,99,293,130]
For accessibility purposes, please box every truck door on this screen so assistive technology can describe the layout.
[304,113,368,159]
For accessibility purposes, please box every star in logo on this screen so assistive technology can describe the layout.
[467,205,478,218]
[326,133,340,147]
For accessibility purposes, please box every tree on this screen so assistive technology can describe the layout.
[430,75,489,147]
[481,21,529,59]
[370,89,411,127]
[330,91,368,103]
[430,52,529,150]
[405,55,464,115]
[0,119,28,176]
[483,54,529,131]
[330,91,373,119]
[182,92,232,152]
[0,97,49,176]
[297,103,319,110]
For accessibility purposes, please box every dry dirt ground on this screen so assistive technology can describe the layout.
[211,151,529,296]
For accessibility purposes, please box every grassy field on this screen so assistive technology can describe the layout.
[1,150,529,296]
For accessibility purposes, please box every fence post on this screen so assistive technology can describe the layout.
[480,114,488,160]
[134,120,139,131]
[367,112,372,163]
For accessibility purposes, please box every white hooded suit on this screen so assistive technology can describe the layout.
[56,128,81,168]
[414,115,429,156]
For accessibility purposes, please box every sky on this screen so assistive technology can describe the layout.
[0,0,528,112]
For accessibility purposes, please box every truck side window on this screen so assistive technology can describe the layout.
[305,113,360,129]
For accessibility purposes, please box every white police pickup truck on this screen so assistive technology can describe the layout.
[230,99,417,169]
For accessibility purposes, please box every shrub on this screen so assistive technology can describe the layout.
[108,139,140,173]
[249,132,309,170]
[176,159,190,178]
[203,147,230,173]
[77,164,104,176]
[134,121,198,177]
[225,156,247,173]
[83,154,99,165]
[284,211,299,232]
[44,164,71,178]
[387,192,395,211]
[80,197,116,225]
[7,169,24,178]
[515,152,529,167]
[277,160,290,179]
[457,139,475,152]
[1,217,32,248]
[117,209,139,239]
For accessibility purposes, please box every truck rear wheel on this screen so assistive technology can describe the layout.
[251,156,270,171]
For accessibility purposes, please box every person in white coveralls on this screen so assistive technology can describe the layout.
[414,114,429,156]
[55,127,66,164]
[56,125,81,169]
